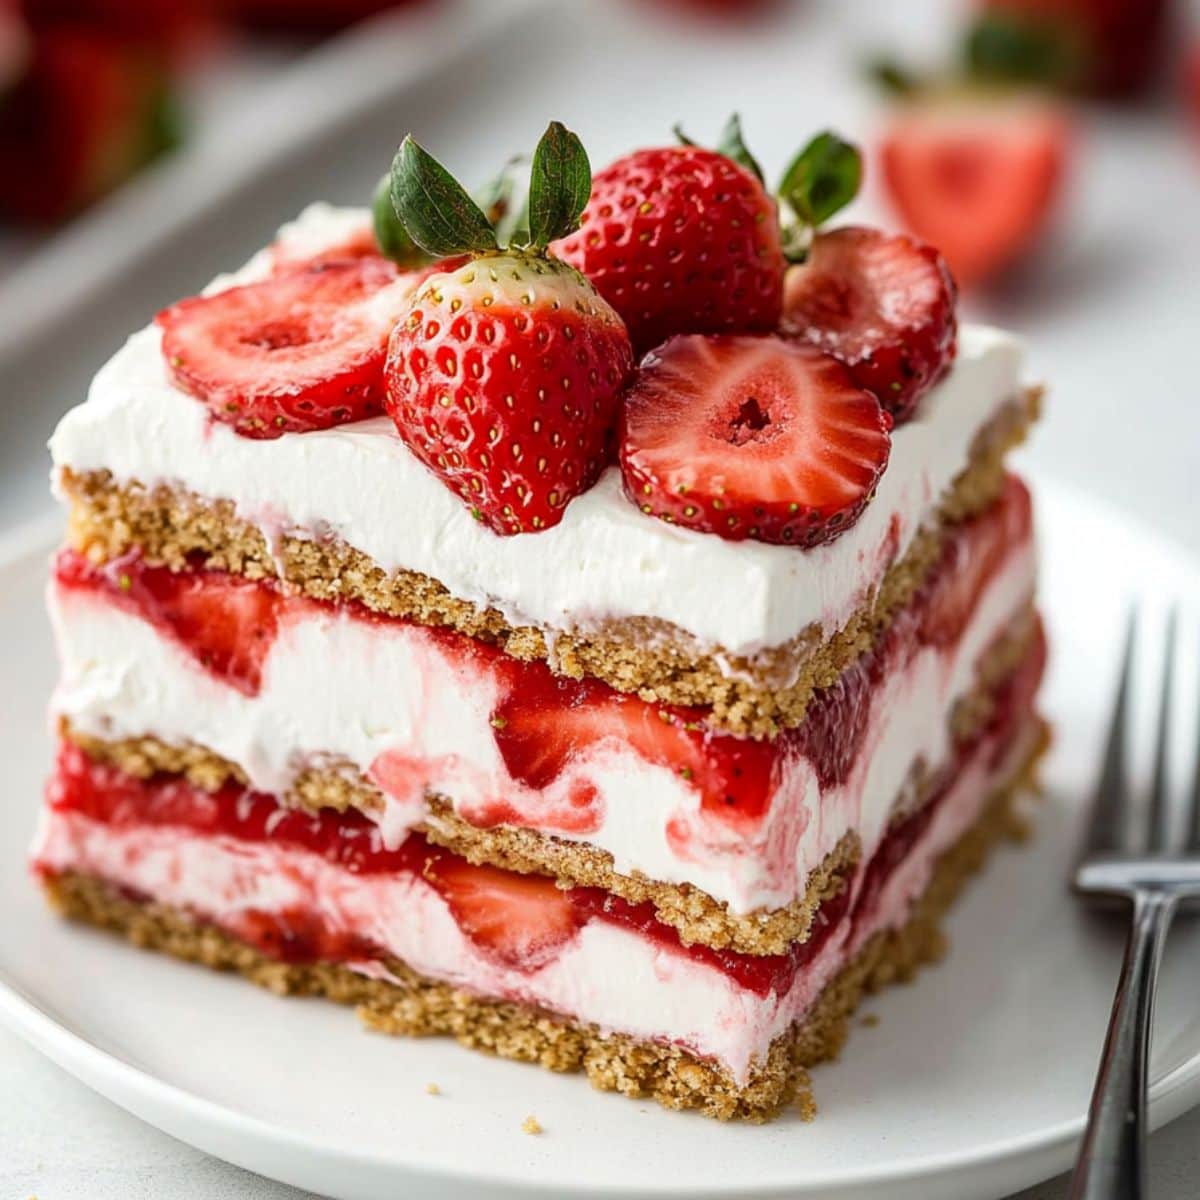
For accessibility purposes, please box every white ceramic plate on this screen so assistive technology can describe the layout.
[2,475,1199,1200]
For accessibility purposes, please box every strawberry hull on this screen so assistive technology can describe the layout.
[51,477,1037,923]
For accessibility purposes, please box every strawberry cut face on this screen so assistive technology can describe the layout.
[55,549,281,696]
[880,97,1069,288]
[489,662,778,830]
[157,258,418,438]
[619,334,891,548]
[422,853,587,972]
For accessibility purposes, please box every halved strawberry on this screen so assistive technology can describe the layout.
[879,94,1070,288]
[157,258,416,438]
[781,225,957,423]
[422,853,586,971]
[619,334,890,548]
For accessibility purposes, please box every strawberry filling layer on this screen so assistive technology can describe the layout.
[34,629,1042,1078]
[41,623,1042,987]
[50,477,1036,915]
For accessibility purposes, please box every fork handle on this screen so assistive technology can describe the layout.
[1069,889,1179,1200]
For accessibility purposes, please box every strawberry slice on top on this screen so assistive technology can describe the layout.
[157,257,416,439]
[781,225,957,423]
[619,334,891,548]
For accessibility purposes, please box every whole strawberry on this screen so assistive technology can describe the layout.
[384,123,633,536]
[553,118,784,356]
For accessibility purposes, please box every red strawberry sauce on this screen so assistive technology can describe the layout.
[52,477,1034,851]
[40,616,1042,995]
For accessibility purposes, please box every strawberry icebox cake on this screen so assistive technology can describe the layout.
[35,119,1048,1121]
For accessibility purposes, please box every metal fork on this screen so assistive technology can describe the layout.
[1069,610,1200,1199]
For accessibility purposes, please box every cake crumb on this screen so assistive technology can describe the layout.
[425,1082,440,1095]
[860,1013,880,1028]
[521,1114,543,1135]
[795,1093,818,1123]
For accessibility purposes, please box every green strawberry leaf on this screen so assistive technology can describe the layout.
[527,120,591,250]
[473,155,530,246]
[389,135,498,258]
[372,173,433,267]
[779,131,862,231]
[715,113,764,183]
[963,12,1082,88]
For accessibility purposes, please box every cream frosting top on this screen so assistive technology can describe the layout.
[49,204,1026,656]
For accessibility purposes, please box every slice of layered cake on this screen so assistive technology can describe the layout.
[35,121,1048,1121]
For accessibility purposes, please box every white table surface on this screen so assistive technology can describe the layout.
[2,0,1199,1195]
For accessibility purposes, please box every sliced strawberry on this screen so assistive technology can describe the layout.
[55,549,281,696]
[157,258,415,439]
[269,226,381,272]
[138,569,281,696]
[618,334,890,548]
[781,225,957,423]
[422,854,586,972]
[489,662,777,828]
[921,474,1033,647]
[879,94,1070,288]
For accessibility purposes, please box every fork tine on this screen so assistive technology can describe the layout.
[1187,624,1200,855]
[1083,609,1137,858]
[1146,607,1178,852]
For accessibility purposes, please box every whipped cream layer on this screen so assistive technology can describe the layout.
[49,503,1036,915]
[34,712,1040,1085]
[48,204,1026,656]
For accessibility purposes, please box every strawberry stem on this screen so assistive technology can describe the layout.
[777,132,862,263]
[674,113,764,183]
[714,113,764,183]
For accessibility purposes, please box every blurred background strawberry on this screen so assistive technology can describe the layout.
[879,93,1070,289]
[974,0,1169,99]
[0,24,181,223]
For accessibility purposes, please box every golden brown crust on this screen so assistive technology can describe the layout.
[57,607,1037,958]
[41,719,1048,1122]
[62,718,858,958]
[60,610,1035,960]
[58,389,1039,738]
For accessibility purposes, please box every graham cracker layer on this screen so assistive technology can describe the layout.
[58,388,1039,738]
[57,602,1038,958]
[41,719,1048,1122]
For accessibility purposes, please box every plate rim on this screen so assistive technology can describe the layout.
[5,471,1200,1200]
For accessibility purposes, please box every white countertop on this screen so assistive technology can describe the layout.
[2,0,1199,1195]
